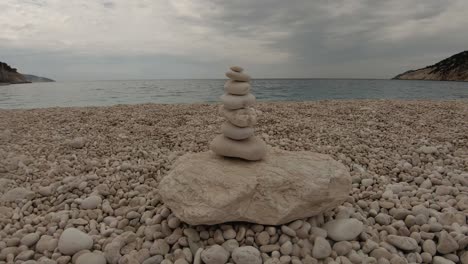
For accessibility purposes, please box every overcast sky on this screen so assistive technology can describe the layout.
[1,0,467,81]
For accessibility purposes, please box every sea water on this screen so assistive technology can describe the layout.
[0,79,467,109]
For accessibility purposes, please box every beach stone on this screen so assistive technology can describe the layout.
[36,235,58,253]
[58,228,93,255]
[184,228,200,242]
[375,213,392,225]
[438,212,466,226]
[159,148,351,225]
[362,240,379,253]
[232,246,261,264]
[76,252,106,264]
[230,66,244,72]
[21,233,40,247]
[224,80,251,95]
[280,241,293,255]
[201,245,229,264]
[433,256,455,264]
[255,231,270,246]
[226,71,251,82]
[312,237,331,259]
[0,206,14,219]
[0,178,13,192]
[460,251,468,264]
[333,241,352,256]
[221,239,239,253]
[38,258,56,264]
[436,231,458,254]
[220,107,257,127]
[323,219,363,241]
[281,225,296,237]
[421,252,432,263]
[221,122,254,140]
[1,187,35,202]
[444,254,459,263]
[370,247,393,260]
[221,93,256,110]
[168,217,181,229]
[386,235,418,251]
[68,137,86,148]
[38,185,55,196]
[150,239,170,255]
[81,195,102,210]
[361,179,373,187]
[15,249,34,260]
[260,244,280,253]
[418,146,437,154]
[142,255,164,264]
[422,239,436,255]
[210,135,267,161]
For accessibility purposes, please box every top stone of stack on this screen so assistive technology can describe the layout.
[209,66,267,161]
[225,66,251,82]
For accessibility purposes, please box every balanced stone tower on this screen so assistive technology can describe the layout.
[159,66,352,225]
[209,66,267,161]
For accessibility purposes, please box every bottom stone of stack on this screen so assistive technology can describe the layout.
[221,122,254,140]
[210,134,267,161]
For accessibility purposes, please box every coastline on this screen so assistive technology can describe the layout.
[1,98,468,111]
[1,100,467,263]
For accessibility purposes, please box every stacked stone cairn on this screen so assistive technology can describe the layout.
[209,66,267,161]
[160,66,351,226]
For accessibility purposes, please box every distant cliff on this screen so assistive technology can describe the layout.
[23,74,55,83]
[393,51,468,81]
[0,62,30,84]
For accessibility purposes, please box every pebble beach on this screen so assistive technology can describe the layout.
[0,100,467,264]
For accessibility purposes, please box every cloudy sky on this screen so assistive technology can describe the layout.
[1,0,467,81]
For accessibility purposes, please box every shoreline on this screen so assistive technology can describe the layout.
[1,98,467,111]
[1,100,467,263]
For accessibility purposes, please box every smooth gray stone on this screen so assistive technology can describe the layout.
[226,71,251,82]
[220,107,257,128]
[210,135,267,161]
[224,80,251,95]
[220,93,256,110]
[323,219,364,241]
[221,122,254,140]
[58,228,93,255]
[230,66,244,72]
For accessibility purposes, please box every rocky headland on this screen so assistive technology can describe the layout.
[393,51,468,81]
[0,62,30,84]
[0,100,467,264]
[0,61,54,84]
[23,74,55,83]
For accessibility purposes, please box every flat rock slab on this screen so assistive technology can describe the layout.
[159,148,351,225]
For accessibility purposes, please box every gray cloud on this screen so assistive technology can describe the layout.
[1,0,467,80]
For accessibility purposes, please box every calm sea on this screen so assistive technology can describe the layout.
[0,79,467,109]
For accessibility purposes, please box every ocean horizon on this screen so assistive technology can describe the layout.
[1,78,467,109]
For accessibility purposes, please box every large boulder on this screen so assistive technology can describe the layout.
[159,148,351,225]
